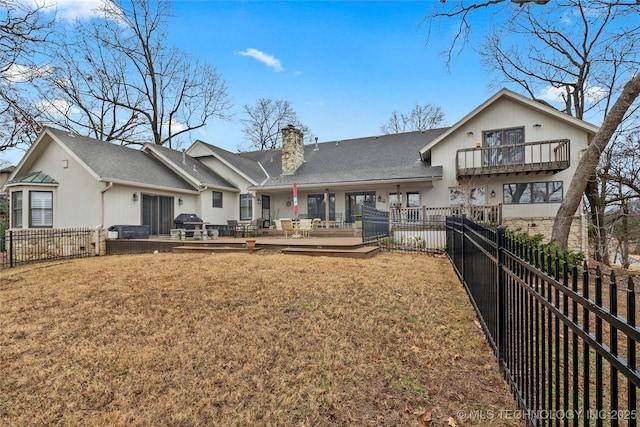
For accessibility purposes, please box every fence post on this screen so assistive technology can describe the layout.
[8,230,13,268]
[496,225,506,370]
[461,214,466,281]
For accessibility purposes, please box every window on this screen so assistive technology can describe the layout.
[307,193,335,220]
[483,127,524,167]
[503,181,563,204]
[449,187,486,206]
[12,191,22,228]
[30,191,53,227]
[212,191,223,208]
[406,192,420,208]
[240,194,252,220]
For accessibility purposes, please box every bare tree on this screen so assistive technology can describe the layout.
[32,0,231,148]
[0,0,51,151]
[241,98,310,150]
[380,103,445,134]
[428,0,640,250]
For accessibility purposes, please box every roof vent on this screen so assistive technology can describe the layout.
[314,136,319,151]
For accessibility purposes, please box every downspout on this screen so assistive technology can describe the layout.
[99,182,114,255]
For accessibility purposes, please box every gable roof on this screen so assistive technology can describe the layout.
[142,143,237,191]
[189,141,269,185]
[190,128,447,190]
[419,88,600,160]
[11,127,204,192]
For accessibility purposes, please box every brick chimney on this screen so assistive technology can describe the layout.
[281,124,304,175]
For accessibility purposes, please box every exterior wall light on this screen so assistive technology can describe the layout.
[133,192,138,202]
[178,197,183,205]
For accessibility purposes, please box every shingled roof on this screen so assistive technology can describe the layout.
[195,128,447,189]
[144,143,236,190]
[44,128,197,191]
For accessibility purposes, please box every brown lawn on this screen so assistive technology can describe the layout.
[1,252,523,426]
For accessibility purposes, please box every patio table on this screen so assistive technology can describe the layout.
[291,220,303,238]
[184,221,210,240]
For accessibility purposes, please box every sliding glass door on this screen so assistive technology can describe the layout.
[142,194,174,236]
[345,192,376,224]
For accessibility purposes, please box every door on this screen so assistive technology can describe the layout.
[261,195,271,227]
[483,127,524,167]
[345,192,376,224]
[142,194,174,236]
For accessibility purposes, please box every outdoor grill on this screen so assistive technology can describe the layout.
[174,213,203,237]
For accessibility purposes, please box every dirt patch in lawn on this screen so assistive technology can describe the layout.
[1,252,522,426]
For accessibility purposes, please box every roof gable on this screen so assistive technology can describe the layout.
[11,127,197,192]
[187,141,267,185]
[419,88,600,159]
[143,143,237,191]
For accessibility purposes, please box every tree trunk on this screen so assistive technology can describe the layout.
[585,178,609,264]
[551,74,640,249]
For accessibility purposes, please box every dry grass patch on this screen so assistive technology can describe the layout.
[1,252,521,426]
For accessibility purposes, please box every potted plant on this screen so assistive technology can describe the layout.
[245,239,256,249]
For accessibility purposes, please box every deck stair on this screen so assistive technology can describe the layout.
[169,236,377,258]
[281,246,379,258]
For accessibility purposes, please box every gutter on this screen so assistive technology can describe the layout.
[250,176,442,191]
[98,178,200,195]
[100,181,113,232]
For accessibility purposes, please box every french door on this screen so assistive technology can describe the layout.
[345,192,376,224]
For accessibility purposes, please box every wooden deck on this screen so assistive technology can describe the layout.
[107,233,377,258]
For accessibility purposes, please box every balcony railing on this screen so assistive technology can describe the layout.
[456,139,570,178]
[389,205,502,226]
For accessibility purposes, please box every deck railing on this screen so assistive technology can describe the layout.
[362,205,501,253]
[457,139,570,177]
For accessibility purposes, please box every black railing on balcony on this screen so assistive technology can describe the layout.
[457,139,570,178]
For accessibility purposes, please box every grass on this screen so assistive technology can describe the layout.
[0,252,523,426]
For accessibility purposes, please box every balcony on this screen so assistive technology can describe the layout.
[456,139,570,178]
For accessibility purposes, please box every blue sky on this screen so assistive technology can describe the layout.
[4,0,500,165]
[168,1,494,150]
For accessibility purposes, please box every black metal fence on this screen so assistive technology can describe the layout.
[1,228,96,269]
[447,215,639,427]
[363,205,501,253]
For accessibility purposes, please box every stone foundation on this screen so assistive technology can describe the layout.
[3,227,101,263]
[503,215,586,253]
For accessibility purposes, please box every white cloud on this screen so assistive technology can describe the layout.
[537,84,608,106]
[236,48,283,72]
[26,0,110,21]
[1,64,50,84]
[163,118,185,133]
[37,99,75,116]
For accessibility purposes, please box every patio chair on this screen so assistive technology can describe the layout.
[244,218,262,237]
[226,219,244,237]
[334,212,343,228]
[280,218,294,238]
[298,218,313,237]
[311,218,321,234]
[275,219,282,230]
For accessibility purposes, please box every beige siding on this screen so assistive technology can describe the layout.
[430,97,588,218]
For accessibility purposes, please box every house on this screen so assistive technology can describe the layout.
[3,88,598,251]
